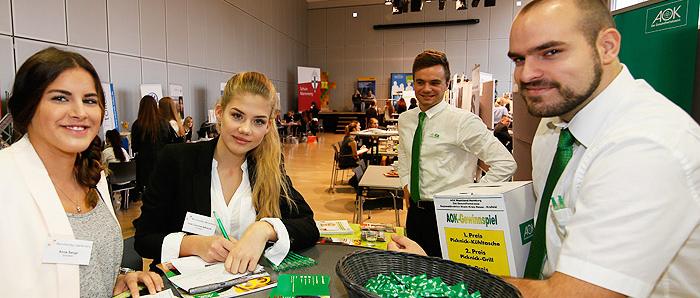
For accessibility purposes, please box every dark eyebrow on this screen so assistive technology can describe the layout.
[46,89,99,98]
[507,41,567,58]
[231,107,269,119]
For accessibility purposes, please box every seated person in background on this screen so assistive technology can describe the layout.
[408,97,418,109]
[339,121,362,169]
[493,115,512,152]
[396,98,408,114]
[283,110,295,123]
[102,129,131,166]
[183,116,193,142]
[133,72,319,274]
[367,117,386,130]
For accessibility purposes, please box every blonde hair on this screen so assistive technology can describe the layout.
[221,72,292,219]
[159,97,185,136]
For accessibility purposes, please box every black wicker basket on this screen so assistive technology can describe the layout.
[336,250,522,298]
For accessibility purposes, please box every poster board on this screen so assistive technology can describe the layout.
[101,83,118,135]
[169,84,184,118]
[389,73,414,99]
[434,182,536,278]
[140,84,163,101]
[357,77,376,98]
[298,66,321,111]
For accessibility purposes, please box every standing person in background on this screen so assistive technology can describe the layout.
[493,97,510,127]
[1,46,162,297]
[397,50,516,257]
[134,72,319,274]
[365,100,378,129]
[159,97,185,143]
[183,116,193,142]
[132,95,170,200]
[352,89,362,112]
[102,129,130,165]
[396,98,408,114]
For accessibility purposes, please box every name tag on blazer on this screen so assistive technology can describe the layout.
[182,212,216,236]
[42,238,93,265]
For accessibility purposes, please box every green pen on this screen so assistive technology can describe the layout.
[212,211,230,240]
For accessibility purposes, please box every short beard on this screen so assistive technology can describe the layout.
[521,53,603,118]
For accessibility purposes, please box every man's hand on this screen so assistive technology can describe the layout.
[387,234,427,256]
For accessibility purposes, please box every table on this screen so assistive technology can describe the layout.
[357,166,403,226]
[163,244,375,297]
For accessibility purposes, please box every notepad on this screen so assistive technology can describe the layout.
[168,263,259,292]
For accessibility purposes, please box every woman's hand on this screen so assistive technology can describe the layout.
[113,271,164,298]
[224,221,276,274]
[181,235,237,263]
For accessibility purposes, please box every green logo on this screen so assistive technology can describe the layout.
[645,0,688,34]
[519,219,534,245]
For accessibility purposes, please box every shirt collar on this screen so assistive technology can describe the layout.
[423,99,448,119]
[212,158,248,172]
[565,64,633,148]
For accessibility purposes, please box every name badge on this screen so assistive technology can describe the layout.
[42,239,93,265]
[182,212,216,236]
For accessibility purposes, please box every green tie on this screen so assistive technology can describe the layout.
[410,112,427,203]
[523,128,575,279]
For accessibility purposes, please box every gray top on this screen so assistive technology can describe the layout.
[67,197,123,298]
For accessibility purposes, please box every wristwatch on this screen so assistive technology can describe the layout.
[119,267,136,275]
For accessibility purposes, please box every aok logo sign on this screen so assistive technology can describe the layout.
[652,6,682,26]
[645,0,688,33]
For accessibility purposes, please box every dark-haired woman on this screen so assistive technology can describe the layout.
[0,47,162,297]
[102,129,130,165]
[131,96,169,197]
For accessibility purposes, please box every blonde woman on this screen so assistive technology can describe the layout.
[133,72,319,274]
[158,97,185,143]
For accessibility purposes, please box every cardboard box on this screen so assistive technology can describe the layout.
[434,181,536,277]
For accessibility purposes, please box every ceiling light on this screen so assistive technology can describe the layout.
[352,12,358,18]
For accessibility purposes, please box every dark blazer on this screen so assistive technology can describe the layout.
[133,138,319,265]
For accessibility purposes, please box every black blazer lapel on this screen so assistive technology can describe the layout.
[191,138,218,216]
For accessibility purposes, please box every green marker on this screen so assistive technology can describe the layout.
[212,211,230,240]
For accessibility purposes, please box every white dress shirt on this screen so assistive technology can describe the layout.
[398,100,516,200]
[160,159,290,265]
[532,66,700,297]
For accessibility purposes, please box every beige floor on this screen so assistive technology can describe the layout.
[117,132,407,239]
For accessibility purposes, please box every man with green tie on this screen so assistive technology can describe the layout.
[391,0,700,296]
[397,50,517,257]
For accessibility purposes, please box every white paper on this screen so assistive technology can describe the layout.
[42,239,93,265]
[181,212,217,236]
[170,256,214,275]
[168,263,263,291]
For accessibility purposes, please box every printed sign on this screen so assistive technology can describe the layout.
[645,0,689,33]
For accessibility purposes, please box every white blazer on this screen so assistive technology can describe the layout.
[0,135,117,297]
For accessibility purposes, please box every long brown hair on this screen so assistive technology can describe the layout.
[221,72,292,219]
[159,97,184,136]
[8,47,105,206]
[134,95,160,143]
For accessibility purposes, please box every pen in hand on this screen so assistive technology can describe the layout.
[212,211,230,241]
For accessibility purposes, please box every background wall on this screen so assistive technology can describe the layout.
[307,0,524,111]
[0,0,308,132]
